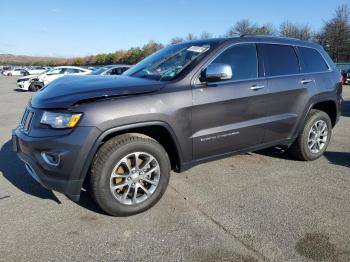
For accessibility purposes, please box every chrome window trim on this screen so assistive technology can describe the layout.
[194,42,260,86]
[296,45,332,73]
[193,40,333,86]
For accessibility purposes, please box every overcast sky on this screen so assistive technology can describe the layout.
[0,0,347,57]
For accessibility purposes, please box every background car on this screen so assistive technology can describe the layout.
[336,63,350,84]
[2,68,26,76]
[0,66,12,75]
[16,69,50,91]
[26,66,47,75]
[38,66,92,85]
[89,64,131,76]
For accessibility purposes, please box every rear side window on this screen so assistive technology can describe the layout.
[298,47,329,73]
[66,68,80,74]
[259,44,299,77]
[212,43,258,81]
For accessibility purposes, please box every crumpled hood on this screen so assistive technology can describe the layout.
[31,75,164,109]
[19,75,38,81]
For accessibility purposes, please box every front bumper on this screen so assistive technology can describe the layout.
[17,81,30,90]
[12,126,101,201]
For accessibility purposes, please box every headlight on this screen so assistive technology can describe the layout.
[40,112,82,128]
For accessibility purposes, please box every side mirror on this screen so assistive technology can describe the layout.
[203,63,232,82]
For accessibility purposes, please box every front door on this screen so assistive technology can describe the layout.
[192,43,268,159]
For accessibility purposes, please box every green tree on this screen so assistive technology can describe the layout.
[142,41,164,56]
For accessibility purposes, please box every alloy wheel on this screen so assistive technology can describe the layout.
[307,120,328,154]
[109,152,160,205]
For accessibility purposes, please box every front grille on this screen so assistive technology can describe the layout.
[20,108,34,133]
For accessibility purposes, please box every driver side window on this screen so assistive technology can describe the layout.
[212,43,258,81]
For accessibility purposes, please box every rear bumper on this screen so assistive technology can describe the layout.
[12,126,101,201]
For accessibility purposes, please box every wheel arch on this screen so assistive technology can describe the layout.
[80,121,183,188]
[311,100,338,127]
[291,96,339,144]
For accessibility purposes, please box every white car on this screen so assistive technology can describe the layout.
[16,69,50,91]
[3,68,26,76]
[26,66,47,75]
[38,66,92,85]
[89,65,131,76]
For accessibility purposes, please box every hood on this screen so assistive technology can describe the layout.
[19,75,38,81]
[31,75,165,109]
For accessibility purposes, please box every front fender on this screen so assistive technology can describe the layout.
[77,121,184,184]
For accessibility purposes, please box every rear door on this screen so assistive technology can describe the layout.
[192,43,268,159]
[258,43,316,143]
[297,46,332,91]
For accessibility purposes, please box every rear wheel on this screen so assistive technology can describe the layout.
[90,134,171,216]
[289,109,332,161]
[7,73,12,76]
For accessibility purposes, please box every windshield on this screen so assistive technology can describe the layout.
[39,69,50,75]
[90,67,110,75]
[124,43,212,81]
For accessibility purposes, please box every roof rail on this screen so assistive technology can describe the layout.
[240,34,302,41]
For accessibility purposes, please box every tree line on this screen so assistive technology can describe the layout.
[2,4,349,66]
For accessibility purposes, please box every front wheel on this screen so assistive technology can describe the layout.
[289,109,332,161]
[90,134,171,216]
[29,83,40,92]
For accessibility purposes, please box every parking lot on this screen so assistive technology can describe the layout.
[0,75,349,261]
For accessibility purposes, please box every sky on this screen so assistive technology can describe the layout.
[0,0,347,57]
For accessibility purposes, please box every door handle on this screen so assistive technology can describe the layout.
[299,79,313,84]
[250,85,264,91]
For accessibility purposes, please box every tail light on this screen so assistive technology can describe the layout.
[340,75,345,85]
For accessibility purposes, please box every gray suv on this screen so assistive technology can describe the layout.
[12,36,342,216]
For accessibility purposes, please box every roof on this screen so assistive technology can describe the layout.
[177,35,319,49]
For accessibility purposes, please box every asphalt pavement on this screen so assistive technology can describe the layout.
[0,76,349,262]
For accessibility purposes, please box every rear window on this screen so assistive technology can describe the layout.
[259,44,299,77]
[299,47,329,73]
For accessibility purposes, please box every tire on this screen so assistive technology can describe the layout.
[7,73,12,76]
[289,109,332,161]
[90,133,171,216]
[29,83,40,92]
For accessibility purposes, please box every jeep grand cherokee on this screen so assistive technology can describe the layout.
[12,36,342,216]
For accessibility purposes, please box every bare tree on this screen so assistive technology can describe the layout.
[185,33,197,41]
[227,20,275,37]
[169,37,184,45]
[316,4,350,62]
[199,31,213,39]
[227,19,258,36]
[279,21,312,40]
